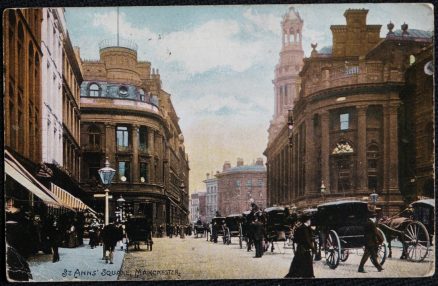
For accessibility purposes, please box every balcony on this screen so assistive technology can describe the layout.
[82,144,103,153]
[304,61,388,96]
[117,145,132,153]
[139,144,149,155]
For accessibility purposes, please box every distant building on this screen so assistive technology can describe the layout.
[189,191,206,222]
[204,172,219,222]
[216,158,267,216]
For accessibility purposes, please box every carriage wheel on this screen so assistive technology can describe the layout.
[376,228,387,266]
[403,221,430,262]
[325,230,341,269]
[340,249,349,262]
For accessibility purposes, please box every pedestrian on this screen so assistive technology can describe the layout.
[212,222,218,243]
[285,214,315,278]
[101,219,120,264]
[358,210,384,273]
[252,214,265,258]
[89,219,99,249]
[47,216,61,263]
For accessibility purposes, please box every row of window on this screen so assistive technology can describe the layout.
[233,179,264,187]
[87,124,150,152]
[87,83,152,102]
[89,160,149,183]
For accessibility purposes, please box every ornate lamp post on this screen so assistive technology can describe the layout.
[98,158,116,226]
[320,181,327,203]
[369,190,379,212]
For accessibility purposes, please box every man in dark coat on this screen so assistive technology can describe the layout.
[358,212,384,273]
[252,213,265,258]
[47,216,61,263]
[285,214,315,278]
[101,220,120,264]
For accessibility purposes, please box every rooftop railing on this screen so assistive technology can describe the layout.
[99,38,138,51]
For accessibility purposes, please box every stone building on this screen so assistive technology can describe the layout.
[204,172,219,222]
[41,8,64,166]
[79,39,189,225]
[3,8,44,212]
[3,9,42,164]
[189,191,206,222]
[216,158,267,216]
[265,9,433,215]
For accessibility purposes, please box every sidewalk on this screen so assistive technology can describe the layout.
[27,239,125,281]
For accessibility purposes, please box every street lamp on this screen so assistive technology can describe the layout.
[320,181,326,203]
[369,190,379,212]
[288,109,294,147]
[117,195,126,222]
[98,158,116,226]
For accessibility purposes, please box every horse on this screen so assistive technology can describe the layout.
[378,215,412,259]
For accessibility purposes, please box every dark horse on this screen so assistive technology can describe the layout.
[378,216,411,259]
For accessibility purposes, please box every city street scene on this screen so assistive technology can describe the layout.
[3,3,435,282]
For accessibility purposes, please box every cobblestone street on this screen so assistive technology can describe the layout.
[118,235,435,280]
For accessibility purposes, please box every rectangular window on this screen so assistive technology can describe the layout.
[246,180,251,187]
[340,113,349,130]
[140,162,148,183]
[118,161,130,182]
[236,180,240,187]
[116,126,129,150]
[368,176,378,190]
[258,179,263,187]
[139,127,148,152]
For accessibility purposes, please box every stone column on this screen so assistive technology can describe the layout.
[148,129,155,182]
[105,123,116,166]
[132,124,139,183]
[320,111,330,193]
[356,105,368,192]
[305,114,315,195]
[388,103,400,192]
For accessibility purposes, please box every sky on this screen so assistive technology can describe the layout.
[64,3,434,194]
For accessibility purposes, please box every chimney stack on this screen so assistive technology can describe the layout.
[256,158,264,166]
[223,161,231,171]
[237,158,244,167]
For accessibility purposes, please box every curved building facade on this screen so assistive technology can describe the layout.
[79,40,189,226]
[266,9,433,215]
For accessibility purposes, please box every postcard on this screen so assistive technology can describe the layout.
[3,3,435,282]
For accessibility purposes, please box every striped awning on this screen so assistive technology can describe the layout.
[51,183,96,213]
[5,150,63,206]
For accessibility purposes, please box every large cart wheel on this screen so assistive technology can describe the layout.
[325,230,341,269]
[340,249,349,262]
[403,221,430,262]
[376,228,387,266]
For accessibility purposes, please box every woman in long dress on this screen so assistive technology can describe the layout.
[285,214,316,278]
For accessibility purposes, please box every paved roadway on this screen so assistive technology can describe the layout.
[118,235,435,280]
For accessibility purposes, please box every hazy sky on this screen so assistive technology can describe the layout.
[65,3,434,193]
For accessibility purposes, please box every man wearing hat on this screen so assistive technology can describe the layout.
[252,212,265,258]
[285,213,315,278]
[358,210,384,273]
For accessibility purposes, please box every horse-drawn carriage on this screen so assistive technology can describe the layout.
[194,220,206,238]
[314,200,387,269]
[263,206,295,253]
[124,216,152,252]
[225,214,244,248]
[378,198,434,262]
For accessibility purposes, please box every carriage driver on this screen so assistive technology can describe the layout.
[358,210,384,273]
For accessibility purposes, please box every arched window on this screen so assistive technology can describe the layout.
[88,125,101,147]
[89,83,100,97]
[367,144,380,191]
[8,11,16,82]
[28,43,34,104]
[139,88,145,101]
[17,23,24,88]
[9,84,16,149]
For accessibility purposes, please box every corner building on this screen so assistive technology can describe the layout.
[79,40,189,226]
[266,9,433,215]
[217,158,267,216]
